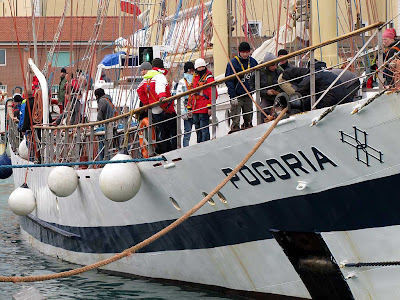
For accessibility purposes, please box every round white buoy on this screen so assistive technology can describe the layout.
[18,138,29,160]
[8,184,36,216]
[48,166,79,197]
[99,153,141,202]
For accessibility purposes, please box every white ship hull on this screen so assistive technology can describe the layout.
[12,92,400,299]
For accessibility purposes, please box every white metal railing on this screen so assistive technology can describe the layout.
[18,22,382,165]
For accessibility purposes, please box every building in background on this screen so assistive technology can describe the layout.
[0,16,135,94]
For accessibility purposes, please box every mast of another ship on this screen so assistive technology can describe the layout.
[310,0,338,67]
[212,0,231,76]
[31,0,39,65]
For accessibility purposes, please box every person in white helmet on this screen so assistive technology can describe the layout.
[187,58,217,143]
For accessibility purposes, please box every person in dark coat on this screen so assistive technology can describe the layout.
[278,66,309,96]
[297,60,349,109]
[94,88,116,122]
[249,52,281,118]
[225,42,258,131]
[329,69,360,102]
[58,67,68,108]
[277,49,292,71]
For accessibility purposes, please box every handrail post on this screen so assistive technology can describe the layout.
[49,128,54,163]
[104,124,109,161]
[88,127,94,168]
[211,85,217,139]
[75,128,81,163]
[147,108,154,157]
[378,27,384,90]
[176,96,182,148]
[255,69,261,124]
[310,50,316,109]
[56,129,61,163]
[42,128,48,163]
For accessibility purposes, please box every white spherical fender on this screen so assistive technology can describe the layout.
[99,153,141,202]
[48,166,79,197]
[8,184,36,216]
[18,138,29,160]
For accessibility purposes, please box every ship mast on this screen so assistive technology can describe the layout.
[311,0,338,67]
[212,0,230,76]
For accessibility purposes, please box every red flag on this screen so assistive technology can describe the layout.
[120,1,141,15]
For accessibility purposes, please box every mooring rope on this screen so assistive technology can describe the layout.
[0,158,166,170]
[0,108,288,283]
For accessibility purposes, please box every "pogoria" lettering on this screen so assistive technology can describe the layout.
[221,147,337,189]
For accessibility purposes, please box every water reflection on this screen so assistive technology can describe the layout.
[0,177,234,299]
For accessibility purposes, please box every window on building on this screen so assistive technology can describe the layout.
[242,21,262,37]
[0,49,6,66]
[51,52,73,68]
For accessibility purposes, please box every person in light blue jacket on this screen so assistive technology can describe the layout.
[175,61,195,147]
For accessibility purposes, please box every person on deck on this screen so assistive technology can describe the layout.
[94,88,116,122]
[277,49,292,72]
[31,76,39,96]
[187,58,217,143]
[329,68,360,102]
[175,61,195,147]
[278,66,309,96]
[8,93,23,123]
[53,87,82,126]
[58,67,68,108]
[382,28,400,86]
[250,52,281,119]
[18,98,27,131]
[225,41,258,132]
[137,62,153,121]
[297,60,349,109]
[139,58,177,154]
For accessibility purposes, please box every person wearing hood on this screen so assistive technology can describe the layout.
[225,42,258,131]
[250,52,281,119]
[297,60,349,109]
[94,88,117,122]
[175,61,195,147]
[138,58,177,154]
[187,58,217,143]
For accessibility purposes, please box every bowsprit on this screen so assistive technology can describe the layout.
[221,147,337,189]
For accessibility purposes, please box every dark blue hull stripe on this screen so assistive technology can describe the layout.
[20,173,400,254]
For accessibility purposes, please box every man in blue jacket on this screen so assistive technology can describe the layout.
[225,42,258,132]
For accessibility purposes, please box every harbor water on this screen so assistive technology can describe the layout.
[0,176,234,299]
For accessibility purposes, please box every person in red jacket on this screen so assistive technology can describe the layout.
[188,58,217,143]
[137,59,177,154]
[137,62,153,121]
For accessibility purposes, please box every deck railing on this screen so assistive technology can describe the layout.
[18,22,383,166]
